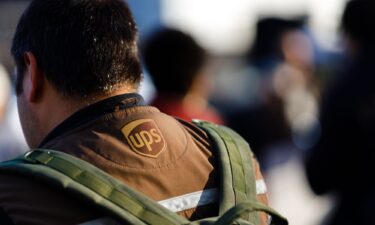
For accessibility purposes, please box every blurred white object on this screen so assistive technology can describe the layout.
[0,64,10,111]
[267,156,333,225]
[0,64,28,161]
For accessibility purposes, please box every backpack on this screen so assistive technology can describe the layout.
[0,120,288,225]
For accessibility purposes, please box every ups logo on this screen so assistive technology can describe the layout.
[122,119,166,158]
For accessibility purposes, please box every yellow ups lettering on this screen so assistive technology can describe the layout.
[128,128,162,152]
[122,119,166,158]
[150,128,162,143]
[140,130,153,151]
[129,133,145,149]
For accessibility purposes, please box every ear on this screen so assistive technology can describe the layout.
[23,52,44,102]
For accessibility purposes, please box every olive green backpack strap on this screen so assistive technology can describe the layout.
[192,120,288,225]
[0,149,189,225]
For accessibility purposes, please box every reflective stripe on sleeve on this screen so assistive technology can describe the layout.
[256,179,267,195]
[158,180,267,213]
[158,188,218,212]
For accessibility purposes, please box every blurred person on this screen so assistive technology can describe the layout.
[0,64,26,161]
[226,17,328,225]
[228,18,319,166]
[0,1,285,224]
[305,1,375,224]
[141,28,224,124]
[272,25,320,151]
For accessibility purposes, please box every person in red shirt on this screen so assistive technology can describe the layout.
[141,28,224,124]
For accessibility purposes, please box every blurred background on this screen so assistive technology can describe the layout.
[0,0,361,224]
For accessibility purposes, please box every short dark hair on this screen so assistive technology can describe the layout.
[11,0,142,98]
[342,0,375,46]
[249,17,304,62]
[141,28,206,96]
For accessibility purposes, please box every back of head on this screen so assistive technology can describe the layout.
[342,0,375,47]
[249,17,304,63]
[11,0,142,98]
[141,28,206,96]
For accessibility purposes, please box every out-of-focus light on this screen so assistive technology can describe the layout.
[308,0,347,51]
[161,0,256,54]
[256,0,308,16]
[161,0,347,54]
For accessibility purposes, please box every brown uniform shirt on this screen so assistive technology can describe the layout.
[0,93,268,225]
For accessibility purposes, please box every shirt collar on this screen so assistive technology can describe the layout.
[38,93,146,147]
